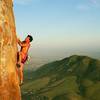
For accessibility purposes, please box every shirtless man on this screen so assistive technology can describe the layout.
[17,35,33,85]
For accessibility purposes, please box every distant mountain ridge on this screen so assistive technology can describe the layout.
[22,55,100,100]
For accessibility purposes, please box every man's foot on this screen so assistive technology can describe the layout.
[19,80,24,86]
[16,63,20,68]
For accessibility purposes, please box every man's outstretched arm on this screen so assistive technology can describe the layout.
[17,38,27,47]
[17,38,22,46]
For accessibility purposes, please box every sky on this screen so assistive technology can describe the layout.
[13,0,100,60]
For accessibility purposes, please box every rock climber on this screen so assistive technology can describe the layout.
[16,35,33,85]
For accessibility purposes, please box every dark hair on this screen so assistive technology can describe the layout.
[27,35,33,42]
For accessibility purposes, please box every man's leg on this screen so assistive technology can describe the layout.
[17,52,22,68]
[16,67,20,84]
[19,63,24,85]
[18,52,22,64]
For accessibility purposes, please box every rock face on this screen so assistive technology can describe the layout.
[0,0,21,100]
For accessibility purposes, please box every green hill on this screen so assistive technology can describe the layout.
[21,55,100,100]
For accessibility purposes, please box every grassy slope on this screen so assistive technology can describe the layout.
[22,55,100,100]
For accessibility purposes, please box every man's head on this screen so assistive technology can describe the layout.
[26,35,33,42]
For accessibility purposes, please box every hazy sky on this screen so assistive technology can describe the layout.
[13,0,100,59]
